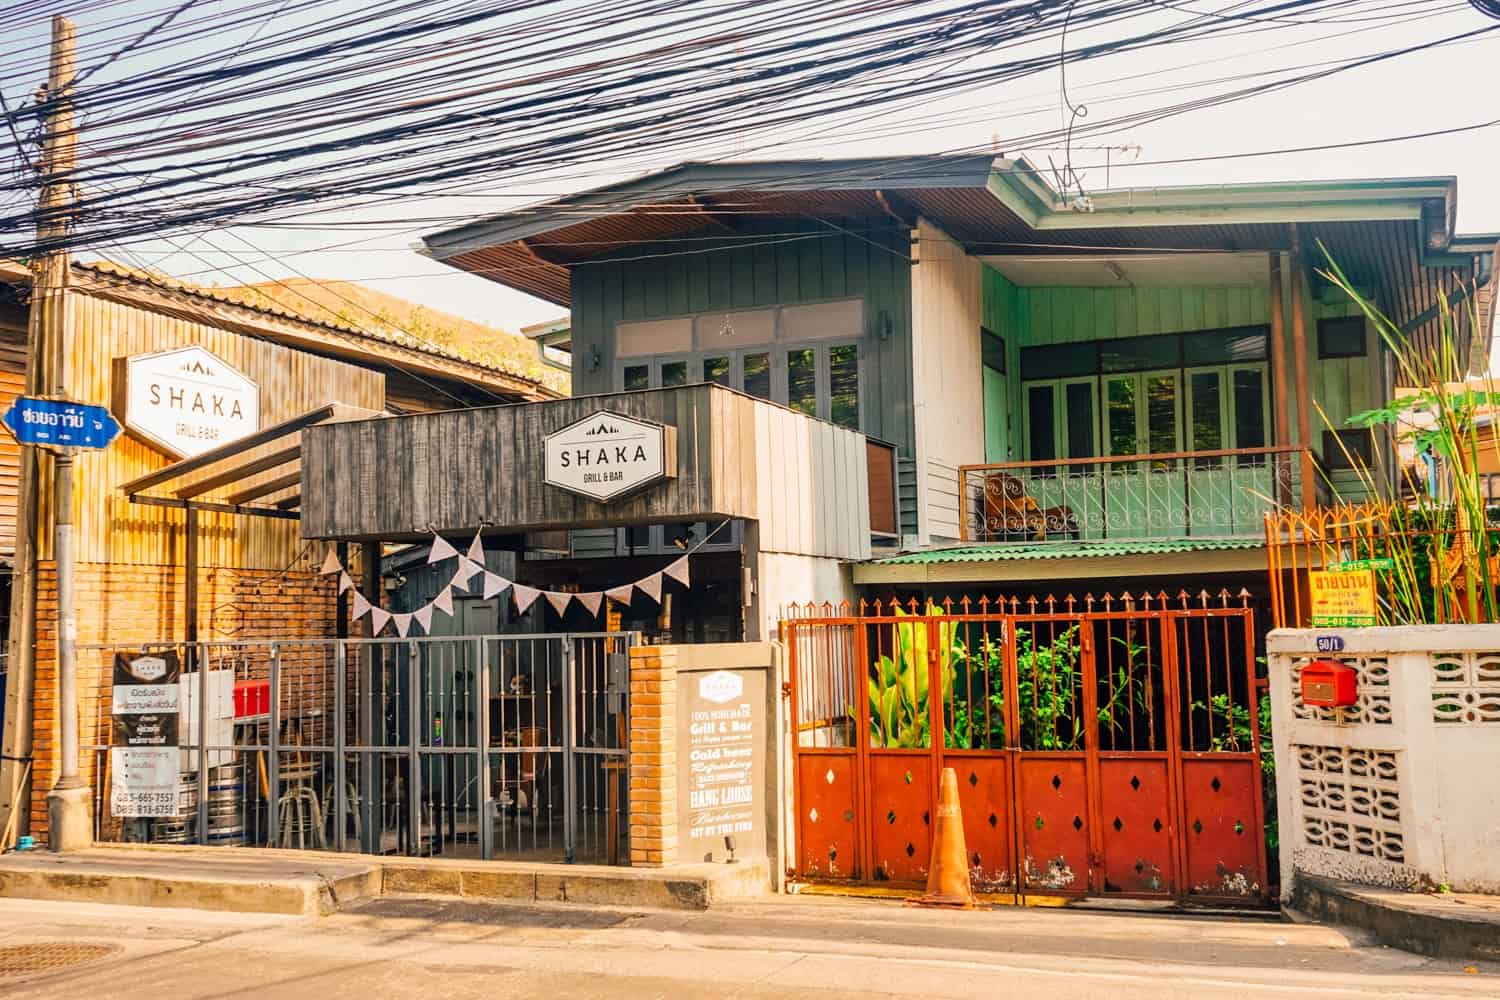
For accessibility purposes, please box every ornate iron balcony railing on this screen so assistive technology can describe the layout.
[959,446,1322,544]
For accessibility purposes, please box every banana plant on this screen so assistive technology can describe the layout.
[867,605,955,748]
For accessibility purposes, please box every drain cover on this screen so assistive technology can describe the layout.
[0,942,121,978]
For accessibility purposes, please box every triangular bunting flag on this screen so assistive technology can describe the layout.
[392,613,413,638]
[512,584,541,615]
[605,583,635,605]
[545,591,573,616]
[482,572,510,600]
[433,587,454,616]
[351,592,372,619]
[337,571,354,594]
[427,534,460,564]
[452,558,483,590]
[637,572,663,604]
[369,607,391,634]
[466,533,485,564]
[664,557,690,587]
[414,605,434,633]
[575,592,603,617]
[319,549,342,576]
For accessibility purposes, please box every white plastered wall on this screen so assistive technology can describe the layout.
[1268,625,1500,899]
[910,219,984,545]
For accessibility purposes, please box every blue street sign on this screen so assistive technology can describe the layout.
[1316,635,1346,653]
[2,397,121,450]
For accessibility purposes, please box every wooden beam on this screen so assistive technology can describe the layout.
[1290,224,1316,511]
[175,446,300,499]
[1269,252,1290,447]
[225,471,302,506]
[127,494,301,520]
[121,403,336,495]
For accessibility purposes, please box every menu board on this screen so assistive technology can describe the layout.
[677,668,766,862]
[110,651,182,818]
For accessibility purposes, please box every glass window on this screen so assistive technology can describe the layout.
[829,344,859,429]
[1324,429,1374,471]
[982,328,1006,373]
[743,352,771,400]
[1100,334,1180,373]
[660,360,689,387]
[1105,377,1137,456]
[1027,385,1056,461]
[1318,316,1366,359]
[1184,326,1269,365]
[787,348,817,416]
[1189,371,1222,465]
[1233,369,1267,451]
[705,356,732,386]
[1064,382,1094,460]
[623,364,649,390]
[1022,343,1096,380]
[1146,375,1178,459]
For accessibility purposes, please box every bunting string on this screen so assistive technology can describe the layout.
[317,521,728,638]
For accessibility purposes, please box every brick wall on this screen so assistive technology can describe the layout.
[628,645,678,866]
[28,560,340,836]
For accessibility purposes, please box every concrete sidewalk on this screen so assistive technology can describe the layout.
[0,892,1495,999]
[0,844,769,915]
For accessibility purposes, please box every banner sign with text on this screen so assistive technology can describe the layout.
[110,650,182,818]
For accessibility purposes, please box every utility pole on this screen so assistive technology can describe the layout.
[34,15,87,851]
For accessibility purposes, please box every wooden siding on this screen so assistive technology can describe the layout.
[305,385,872,561]
[981,266,1390,501]
[47,291,384,570]
[568,218,915,452]
[982,267,1023,462]
[752,400,871,560]
[0,335,26,561]
[911,220,983,542]
[1014,284,1272,345]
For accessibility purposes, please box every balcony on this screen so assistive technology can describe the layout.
[958,445,1322,544]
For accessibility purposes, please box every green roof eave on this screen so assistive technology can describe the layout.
[864,537,1266,565]
[985,160,1455,236]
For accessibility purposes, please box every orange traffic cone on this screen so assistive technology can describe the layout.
[907,766,976,909]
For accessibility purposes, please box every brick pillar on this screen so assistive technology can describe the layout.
[628,645,678,867]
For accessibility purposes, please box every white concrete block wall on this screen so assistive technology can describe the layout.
[1268,626,1500,900]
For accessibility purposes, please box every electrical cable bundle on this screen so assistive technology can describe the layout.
[0,0,1490,261]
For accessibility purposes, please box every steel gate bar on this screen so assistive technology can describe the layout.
[334,639,347,854]
[562,637,576,864]
[269,644,281,849]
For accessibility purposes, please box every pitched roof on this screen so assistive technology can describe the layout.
[75,261,558,399]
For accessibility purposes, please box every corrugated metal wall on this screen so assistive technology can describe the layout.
[43,292,385,570]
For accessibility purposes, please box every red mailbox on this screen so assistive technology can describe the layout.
[1301,659,1357,707]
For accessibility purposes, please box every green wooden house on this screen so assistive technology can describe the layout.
[422,156,1494,601]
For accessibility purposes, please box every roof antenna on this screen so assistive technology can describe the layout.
[1057,2,1092,213]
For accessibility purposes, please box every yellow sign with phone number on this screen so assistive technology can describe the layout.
[1309,568,1377,627]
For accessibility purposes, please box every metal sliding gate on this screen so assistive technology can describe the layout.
[83,632,634,864]
[784,597,1269,905]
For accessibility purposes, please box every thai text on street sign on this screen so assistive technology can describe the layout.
[543,410,675,502]
[2,396,121,450]
[1328,557,1395,573]
[110,651,182,818]
[1309,569,1378,627]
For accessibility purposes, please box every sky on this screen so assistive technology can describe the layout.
[3,1,1498,335]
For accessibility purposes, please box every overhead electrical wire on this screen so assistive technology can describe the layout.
[0,0,1487,263]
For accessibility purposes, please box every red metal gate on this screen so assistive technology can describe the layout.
[783,593,1269,905]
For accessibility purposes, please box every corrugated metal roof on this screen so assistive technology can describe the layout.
[867,538,1266,565]
[74,260,553,391]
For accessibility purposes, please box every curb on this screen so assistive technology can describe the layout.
[1292,874,1500,961]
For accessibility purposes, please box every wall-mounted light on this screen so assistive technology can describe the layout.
[877,309,893,342]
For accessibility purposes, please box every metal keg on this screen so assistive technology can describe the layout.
[149,819,193,845]
[205,762,246,847]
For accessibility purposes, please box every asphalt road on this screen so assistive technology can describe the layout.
[0,894,1493,999]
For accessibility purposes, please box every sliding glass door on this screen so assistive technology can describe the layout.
[1102,370,1183,537]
